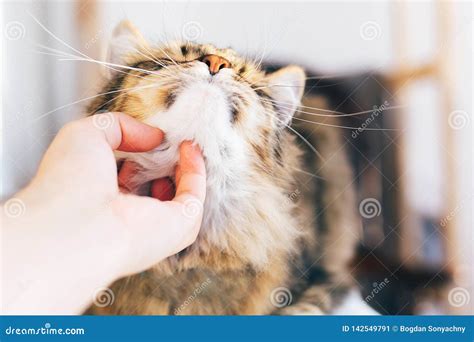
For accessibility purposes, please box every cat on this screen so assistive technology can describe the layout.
[86,20,359,315]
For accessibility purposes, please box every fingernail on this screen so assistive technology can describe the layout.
[182,141,202,156]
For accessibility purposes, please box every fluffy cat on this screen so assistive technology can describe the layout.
[86,20,358,315]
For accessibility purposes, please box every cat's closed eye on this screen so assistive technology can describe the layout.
[87,20,357,317]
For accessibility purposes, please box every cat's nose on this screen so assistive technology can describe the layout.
[201,55,231,75]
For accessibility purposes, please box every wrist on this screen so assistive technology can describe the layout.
[2,188,128,314]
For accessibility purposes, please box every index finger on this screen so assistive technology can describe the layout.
[90,112,164,152]
[173,141,206,206]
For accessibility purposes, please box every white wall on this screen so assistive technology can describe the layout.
[1,1,80,197]
[100,1,394,73]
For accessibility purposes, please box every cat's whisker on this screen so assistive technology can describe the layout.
[89,78,182,118]
[29,12,91,61]
[254,39,268,73]
[33,50,76,59]
[35,35,182,84]
[261,108,325,161]
[252,156,281,178]
[253,81,350,91]
[295,104,404,118]
[34,44,81,59]
[259,74,351,83]
[256,158,326,182]
[130,45,177,74]
[238,37,267,80]
[153,43,182,69]
[302,74,360,80]
[89,85,147,115]
[133,41,193,78]
[57,57,163,77]
[30,83,161,123]
[290,166,326,180]
[132,45,198,83]
[30,11,162,84]
[34,41,165,82]
[234,73,259,88]
[260,97,405,117]
[134,42,162,64]
[290,116,398,131]
[253,84,305,91]
[34,45,161,83]
[28,15,165,79]
[263,97,400,129]
[261,97,338,114]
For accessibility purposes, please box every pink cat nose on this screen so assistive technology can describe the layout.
[201,55,231,75]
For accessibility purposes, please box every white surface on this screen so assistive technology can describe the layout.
[331,289,380,316]
[101,1,395,74]
[404,79,444,218]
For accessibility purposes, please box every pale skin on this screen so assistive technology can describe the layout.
[0,112,206,314]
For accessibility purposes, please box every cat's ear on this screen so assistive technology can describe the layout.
[265,66,306,127]
[105,20,149,77]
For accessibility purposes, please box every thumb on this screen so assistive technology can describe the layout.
[112,142,206,276]
[112,195,197,275]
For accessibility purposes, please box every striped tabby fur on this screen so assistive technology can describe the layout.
[86,21,359,315]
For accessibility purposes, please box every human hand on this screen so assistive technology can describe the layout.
[1,112,206,314]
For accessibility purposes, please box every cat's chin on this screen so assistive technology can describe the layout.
[144,83,232,139]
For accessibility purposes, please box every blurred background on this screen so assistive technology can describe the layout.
[1,1,472,315]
